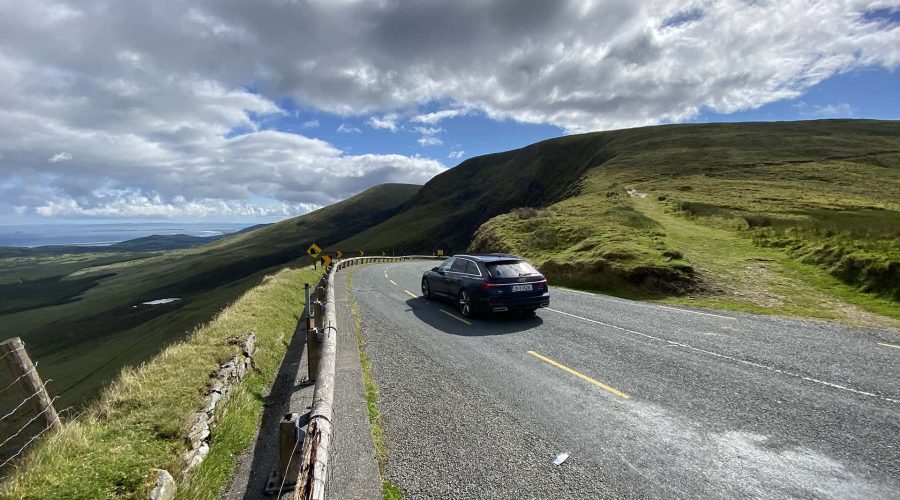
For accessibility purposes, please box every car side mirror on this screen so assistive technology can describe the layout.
[432,267,439,272]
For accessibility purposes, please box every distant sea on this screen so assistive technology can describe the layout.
[0,222,254,247]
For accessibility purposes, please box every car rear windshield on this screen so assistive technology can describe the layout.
[486,260,538,278]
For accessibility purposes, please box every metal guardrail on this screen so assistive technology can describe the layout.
[295,255,445,500]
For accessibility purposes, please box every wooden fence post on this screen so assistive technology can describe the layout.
[0,338,59,431]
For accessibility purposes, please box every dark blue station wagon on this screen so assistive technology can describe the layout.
[421,254,550,317]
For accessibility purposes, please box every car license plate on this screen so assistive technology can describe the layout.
[512,284,532,292]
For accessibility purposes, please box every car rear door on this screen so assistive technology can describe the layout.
[446,258,469,295]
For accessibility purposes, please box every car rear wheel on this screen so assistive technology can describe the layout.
[458,289,473,318]
[421,278,432,299]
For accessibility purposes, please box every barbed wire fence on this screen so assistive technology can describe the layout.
[0,338,60,478]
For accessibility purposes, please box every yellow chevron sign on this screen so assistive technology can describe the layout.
[320,255,332,268]
[336,250,344,259]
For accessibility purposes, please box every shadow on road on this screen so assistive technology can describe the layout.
[227,317,311,500]
[405,296,543,336]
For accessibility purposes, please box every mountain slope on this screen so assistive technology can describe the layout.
[1,183,420,405]
[341,119,900,324]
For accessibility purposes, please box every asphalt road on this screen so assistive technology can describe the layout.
[347,261,900,499]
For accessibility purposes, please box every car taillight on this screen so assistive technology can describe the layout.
[481,280,490,290]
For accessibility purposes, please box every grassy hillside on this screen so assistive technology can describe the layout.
[0,265,321,498]
[467,120,899,325]
[0,183,420,406]
[336,134,610,252]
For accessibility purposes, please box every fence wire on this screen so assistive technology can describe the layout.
[0,362,38,396]
[0,418,57,472]
[0,396,59,451]
[0,351,59,478]
[0,379,53,423]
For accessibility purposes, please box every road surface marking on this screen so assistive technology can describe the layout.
[527,351,630,399]
[403,290,418,299]
[878,342,900,350]
[556,287,596,296]
[439,309,472,325]
[390,280,398,286]
[655,304,735,320]
[384,270,389,278]
[546,307,900,405]
[555,287,734,320]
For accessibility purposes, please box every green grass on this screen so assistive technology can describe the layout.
[0,265,321,498]
[459,120,900,327]
[347,272,404,499]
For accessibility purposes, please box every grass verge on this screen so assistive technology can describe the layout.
[346,272,404,499]
[0,265,321,498]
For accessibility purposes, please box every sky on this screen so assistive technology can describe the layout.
[0,0,898,224]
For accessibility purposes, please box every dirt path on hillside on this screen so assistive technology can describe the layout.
[632,197,900,332]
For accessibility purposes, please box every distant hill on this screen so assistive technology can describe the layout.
[1,183,420,405]
[0,223,272,257]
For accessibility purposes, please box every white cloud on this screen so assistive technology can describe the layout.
[336,123,362,133]
[367,113,399,132]
[337,123,362,134]
[411,108,470,124]
[418,136,443,146]
[300,119,320,128]
[1,0,898,218]
[414,126,443,146]
[48,152,72,163]
[414,126,442,136]
[448,150,465,159]
[812,103,856,118]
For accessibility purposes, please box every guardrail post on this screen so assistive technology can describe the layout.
[279,413,303,486]
[304,284,312,335]
[0,338,59,431]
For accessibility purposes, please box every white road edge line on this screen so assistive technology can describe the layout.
[654,304,735,320]
[546,307,899,405]
[555,287,734,320]
[390,280,397,286]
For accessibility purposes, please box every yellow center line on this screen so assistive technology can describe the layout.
[527,350,630,400]
[390,280,398,285]
[439,309,472,325]
[878,342,900,350]
[403,289,418,299]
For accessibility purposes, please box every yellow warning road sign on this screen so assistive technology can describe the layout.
[336,250,344,259]
[320,255,332,268]
[359,250,365,257]
[436,249,444,256]
[307,243,322,258]
[380,251,386,256]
